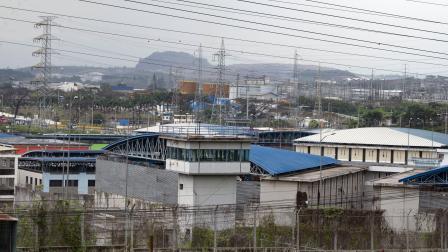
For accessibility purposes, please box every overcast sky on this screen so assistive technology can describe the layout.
[2,0,448,76]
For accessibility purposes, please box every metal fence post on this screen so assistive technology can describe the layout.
[214,206,218,252]
[81,211,85,252]
[296,208,301,252]
[253,205,258,252]
[370,212,374,252]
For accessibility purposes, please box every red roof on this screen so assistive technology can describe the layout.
[0,213,18,222]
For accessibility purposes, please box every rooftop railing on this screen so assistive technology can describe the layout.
[159,124,256,139]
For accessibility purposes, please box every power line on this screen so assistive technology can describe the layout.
[4,5,448,65]
[150,0,448,43]
[236,0,448,36]
[406,0,448,7]
[5,37,447,79]
[78,0,448,58]
[284,0,448,25]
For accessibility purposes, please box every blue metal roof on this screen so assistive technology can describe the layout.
[393,128,448,145]
[250,145,339,176]
[399,165,448,185]
[0,133,15,138]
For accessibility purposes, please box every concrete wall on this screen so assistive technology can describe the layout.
[260,170,366,209]
[96,159,178,205]
[193,175,237,206]
[260,180,297,206]
[374,186,425,232]
[178,174,194,206]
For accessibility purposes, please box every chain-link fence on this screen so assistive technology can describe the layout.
[3,200,448,251]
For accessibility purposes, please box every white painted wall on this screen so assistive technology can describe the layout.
[351,148,363,162]
[17,169,42,190]
[260,180,297,206]
[365,149,377,162]
[193,176,236,206]
[337,147,349,161]
[296,146,308,153]
[375,186,424,232]
[379,149,391,163]
[178,174,194,206]
[166,159,250,174]
[393,150,406,164]
[323,147,336,158]
[42,172,95,194]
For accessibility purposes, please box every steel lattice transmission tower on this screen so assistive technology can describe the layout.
[314,64,322,118]
[211,38,227,124]
[293,50,300,124]
[32,16,57,126]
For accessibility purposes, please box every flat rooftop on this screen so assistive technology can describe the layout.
[0,136,88,146]
[264,165,366,182]
[155,123,255,140]
[370,169,424,188]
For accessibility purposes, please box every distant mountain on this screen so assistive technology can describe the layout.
[3,51,359,88]
[228,63,356,81]
[0,69,33,83]
[135,51,358,82]
[135,51,212,73]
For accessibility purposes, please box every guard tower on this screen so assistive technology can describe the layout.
[160,123,252,207]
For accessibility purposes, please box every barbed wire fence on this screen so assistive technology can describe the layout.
[3,199,448,252]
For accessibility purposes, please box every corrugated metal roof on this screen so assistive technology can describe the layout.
[295,127,448,148]
[399,165,448,185]
[0,213,18,222]
[264,166,365,182]
[250,145,339,176]
[371,169,423,187]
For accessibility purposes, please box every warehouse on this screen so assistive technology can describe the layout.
[295,127,447,167]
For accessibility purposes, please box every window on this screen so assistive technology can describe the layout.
[39,179,42,185]
[179,183,184,190]
[65,180,78,187]
[26,176,28,184]
[35,178,38,185]
[88,180,95,187]
[167,147,250,162]
[49,180,63,187]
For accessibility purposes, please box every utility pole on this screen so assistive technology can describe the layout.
[403,64,407,100]
[32,16,56,128]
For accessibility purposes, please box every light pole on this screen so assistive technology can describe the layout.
[318,130,336,207]
[408,118,413,165]
[65,92,78,198]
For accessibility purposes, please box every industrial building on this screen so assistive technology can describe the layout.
[16,150,103,195]
[295,127,447,167]
[0,135,89,155]
[251,145,368,209]
[0,213,17,252]
[0,154,19,207]
[229,76,279,101]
